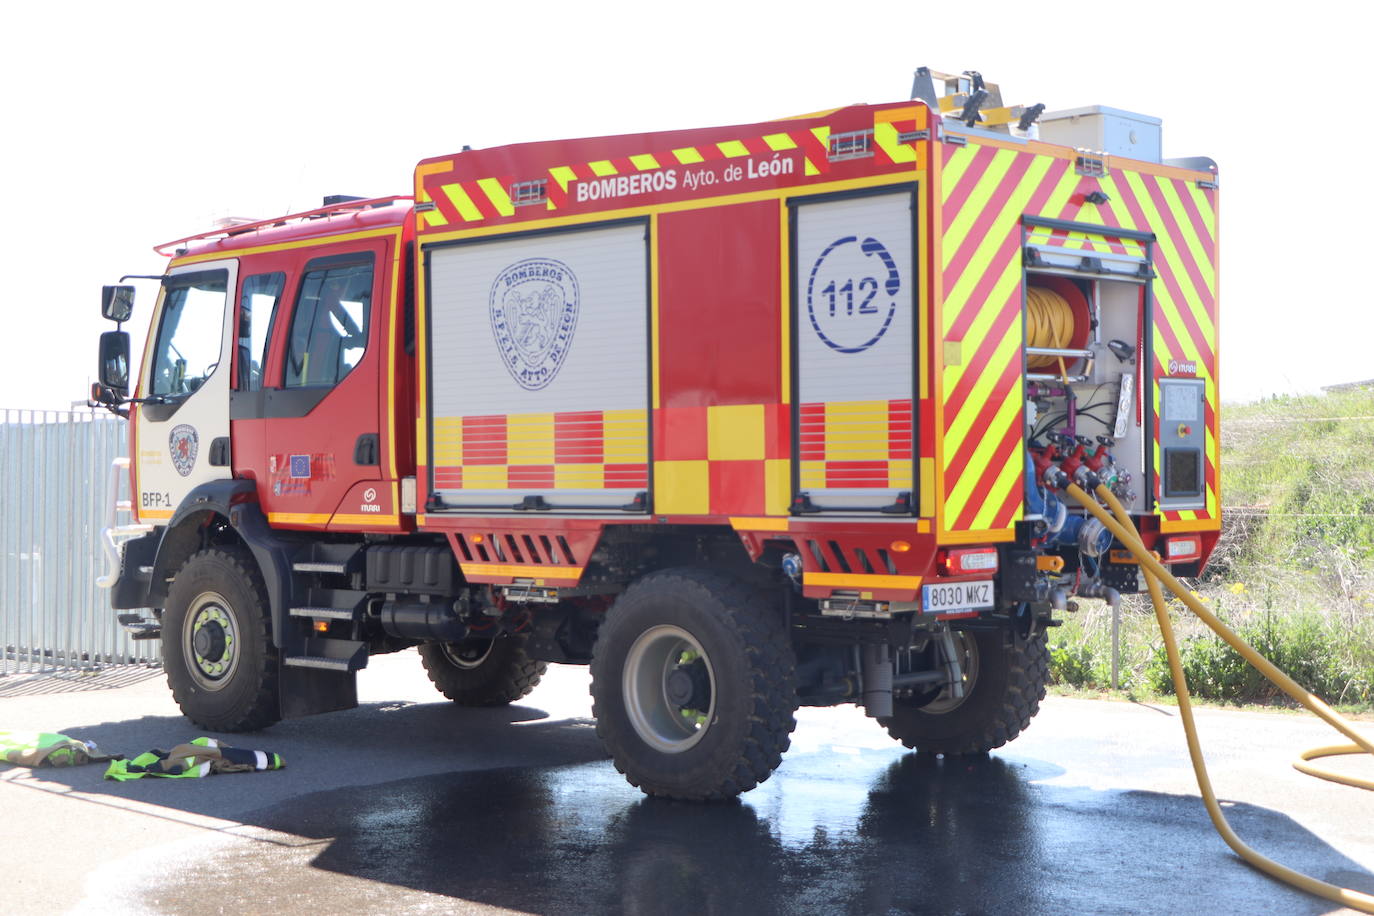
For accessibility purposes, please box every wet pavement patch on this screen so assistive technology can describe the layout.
[125,747,1372,915]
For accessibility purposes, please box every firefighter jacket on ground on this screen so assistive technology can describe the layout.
[104,736,284,780]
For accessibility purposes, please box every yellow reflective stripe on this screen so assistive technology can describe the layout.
[460,563,583,579]
[716,140,750,158]
[945,380,1021,519]
[417,173,920,245]
[1121,172,1213,341]
[330,514,400,527]
[969,446,1024,531]
[549,166,577,191]
[809,126,831,160]
[763,133,797,151]
[672,147,704,164]
[267,513,332,525]
[873,121,917,164]
[803,572,922,590]
[938,144,977,197]
[506,413,555,463]
[433,416,463,466]
[476,178,514,217]
[441,183,484,222]
[589,160,618,176]
[730,516,788,532]
[630,153,661,170]
[940,528,1016,545]
[1092,175,1136,230]
[1157,176,1217,299]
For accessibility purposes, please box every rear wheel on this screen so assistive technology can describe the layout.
[590,569,797,801]
[162,547,280,732]
[880,629,1049,754]
[419,634,547,706]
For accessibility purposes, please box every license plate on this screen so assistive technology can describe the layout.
[921,580,994,614]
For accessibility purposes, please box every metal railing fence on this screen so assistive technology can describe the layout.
[1,408,159,675]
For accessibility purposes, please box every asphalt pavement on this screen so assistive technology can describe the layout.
[2,651,1372,915]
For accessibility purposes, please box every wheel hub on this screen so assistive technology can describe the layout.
[185,595,238,689]
[440,637,496,670]
[623,625,717,754]
[193,620,227,662]
[665,660,711,710]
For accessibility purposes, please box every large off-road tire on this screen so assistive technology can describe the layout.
[162,546,280,733]
[418,634,547,706]
[590,569,798,801]
[880,629,1049,754]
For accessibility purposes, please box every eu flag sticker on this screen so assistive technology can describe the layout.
[289,454,311,479]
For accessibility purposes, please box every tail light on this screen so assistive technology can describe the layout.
[940,547,999,576]
[1164,535,1201,562]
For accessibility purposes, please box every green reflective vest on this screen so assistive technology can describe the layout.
[104,736,284,781]
[0,730,117,768]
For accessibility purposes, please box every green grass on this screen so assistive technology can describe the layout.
[1046,387,1374,711]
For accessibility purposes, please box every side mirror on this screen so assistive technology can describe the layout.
[98,330,131,396]
[101,285,135,322]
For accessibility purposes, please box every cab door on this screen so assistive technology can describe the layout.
[228,260,293,507]
[134,260,238,523]
[258,243,388,529]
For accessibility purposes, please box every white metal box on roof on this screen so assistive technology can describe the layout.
[1037,105,1162,163]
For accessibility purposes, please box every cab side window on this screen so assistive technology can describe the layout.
[283,254,374,388]
[236,272,285,391]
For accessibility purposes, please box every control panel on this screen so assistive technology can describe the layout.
[1157,378,1206,510]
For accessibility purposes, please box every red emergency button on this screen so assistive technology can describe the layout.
[1177,424,1192,437]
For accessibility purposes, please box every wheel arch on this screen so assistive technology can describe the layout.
[146,479,296,650]
[589,524,783,594]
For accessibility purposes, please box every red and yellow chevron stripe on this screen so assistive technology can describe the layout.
[415,105,929,231]
[936,139,1218,537]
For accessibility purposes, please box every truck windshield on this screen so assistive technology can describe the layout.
[149,270,228,397]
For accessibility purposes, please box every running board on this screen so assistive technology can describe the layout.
[289,606,357,621]
[292,561,348,575]
[282,638,367,672]
[116,613,161,641]
[283,656,355,672]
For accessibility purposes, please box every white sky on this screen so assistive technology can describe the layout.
[4,0,1369,412]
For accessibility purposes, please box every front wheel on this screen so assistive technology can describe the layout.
[590,569,798,801]
[880,629,1049,754]
[162,547,280,732]
[418,634,547,706]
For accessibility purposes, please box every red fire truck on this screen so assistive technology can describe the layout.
[94,70,1219,800]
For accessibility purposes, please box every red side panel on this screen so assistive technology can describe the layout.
[657,201,782,409]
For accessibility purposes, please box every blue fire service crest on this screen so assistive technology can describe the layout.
[806,236,902,354]
[490,257,579,391]
[169,424,198,477]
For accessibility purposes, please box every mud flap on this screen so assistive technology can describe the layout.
[279,664,358,720]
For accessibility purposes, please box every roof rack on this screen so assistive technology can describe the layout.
[910,66,1044,133]
[153,195,413,257]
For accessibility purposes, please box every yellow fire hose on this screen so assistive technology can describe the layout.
[1066,483,1374,912]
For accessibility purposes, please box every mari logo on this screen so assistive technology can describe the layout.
[168,424,198,477]
[490,257,579,391]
